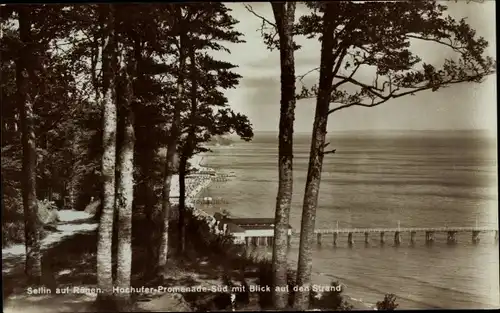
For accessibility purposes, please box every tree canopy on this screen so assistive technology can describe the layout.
[295,1,495,111]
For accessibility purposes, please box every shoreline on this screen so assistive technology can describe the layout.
[182,152,376,311]
[166,153,218,225]
[185,155,220,225]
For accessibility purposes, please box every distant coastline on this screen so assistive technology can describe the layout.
[238,129,497,144]
[252,129,495,136]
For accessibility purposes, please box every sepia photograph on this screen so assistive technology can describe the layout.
[1,1,498,312]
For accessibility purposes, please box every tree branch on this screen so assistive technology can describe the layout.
[331,47,347,78]
[328,73,488,115]
[333,75,391,98]
[320,149,336,156]
[296,67,320,82]
[332,51,366,90]
[406,34,463,53]
[244,4,277,29]
[329,14,364,89]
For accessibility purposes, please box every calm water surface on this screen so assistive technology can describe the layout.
[196,131,499,309]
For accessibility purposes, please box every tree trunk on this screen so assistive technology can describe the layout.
[294,5,336,310]
[158,147,177,269]
[270,2,296,310]
[130,39,158,279]
[115,118,134,307]
[178,155,188,254]
[185,43,198,160]
[115,42,136,308]
[143,176,158,277]
[67,175,77,209]
[176,43,199,255]
[96,4,117,305]
[17,6,42,282]
[158,29,186,269]
[67,131,81,210]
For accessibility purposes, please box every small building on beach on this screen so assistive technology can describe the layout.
[213,213,293,246]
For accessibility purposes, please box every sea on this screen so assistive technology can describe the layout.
[195,130,499,309]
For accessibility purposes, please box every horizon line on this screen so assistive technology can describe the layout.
[248,129,495,134]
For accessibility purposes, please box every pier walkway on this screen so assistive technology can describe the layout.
[305,226,497,234]
[290,225,498,246]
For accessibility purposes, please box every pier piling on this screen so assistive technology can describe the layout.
[410,231,416,245]
[472,231,480,244]
[288,226,497,249]
[245,237,250,247]
[348,232,354,247]
[394,231,401,246]
[447,231,457,244]
[287,234,291,247]
[251,237,258,246]
[425,231,434,244]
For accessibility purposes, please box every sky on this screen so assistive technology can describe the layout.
[212,1,497,134]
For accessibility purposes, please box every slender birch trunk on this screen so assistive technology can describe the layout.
[96,4,117,304]
[115,41,136,308]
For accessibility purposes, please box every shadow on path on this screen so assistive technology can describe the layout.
[3,231,98,313]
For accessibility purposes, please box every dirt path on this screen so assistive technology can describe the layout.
[2,211,99,313]
[2,211,196,312]
[3,210,97,275]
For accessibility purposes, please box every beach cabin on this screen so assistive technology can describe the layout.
[213,213,293,246]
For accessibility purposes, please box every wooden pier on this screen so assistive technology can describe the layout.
[213,213,498,247]
[292,226,498,245]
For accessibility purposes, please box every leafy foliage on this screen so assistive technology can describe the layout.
[1,3,253,248]
[295,1,495,111]
[1,2,493,311]
[376,293,399,311]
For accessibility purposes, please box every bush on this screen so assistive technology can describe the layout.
[2,187,23,222]
[182,207,355,311]
[2,197,60,246]
[2,221,24,246]
[310,281,353,311]
[2,187,24,246]
[376,294,399,310]
[184,207,245,258]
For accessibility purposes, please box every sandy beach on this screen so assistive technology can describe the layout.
[168,154,215,221]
